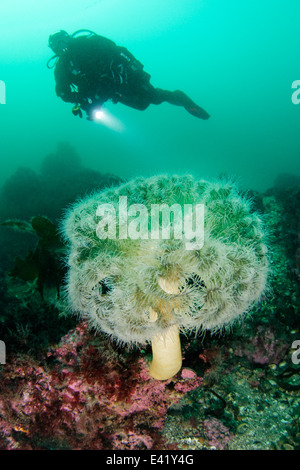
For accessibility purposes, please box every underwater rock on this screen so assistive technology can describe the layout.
[2,216,64,299]
[0,143,121,272]
[234,325,289,365]
[0,323,202,450]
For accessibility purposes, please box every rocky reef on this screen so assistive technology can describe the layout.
[0,153,299,450]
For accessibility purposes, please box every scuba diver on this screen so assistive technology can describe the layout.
[48,30,210,121]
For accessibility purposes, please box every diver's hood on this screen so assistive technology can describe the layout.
[47,29,97,68]
[48,30,70,56]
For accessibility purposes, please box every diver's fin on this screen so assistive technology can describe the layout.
[172,90,210,120]
[184,103,210,120]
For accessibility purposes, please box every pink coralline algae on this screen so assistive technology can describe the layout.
[180,368,197,380]
[203,418,233,449]
[174,368,201,393]
[0,323,202,450]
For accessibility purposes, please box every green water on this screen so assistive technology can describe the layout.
[0,0,299,191]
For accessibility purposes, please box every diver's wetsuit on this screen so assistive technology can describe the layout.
[54,34,209,120]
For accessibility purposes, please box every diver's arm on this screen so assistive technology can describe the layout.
[55,83,78,103]
[117,46,144,70]
[54,60,78,103]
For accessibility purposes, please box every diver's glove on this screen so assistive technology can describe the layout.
[72,104,83,118]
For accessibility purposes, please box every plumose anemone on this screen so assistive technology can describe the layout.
[62,175,268,380]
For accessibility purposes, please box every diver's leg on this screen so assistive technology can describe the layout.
[114,89,151,110]
[152,88,210,120]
